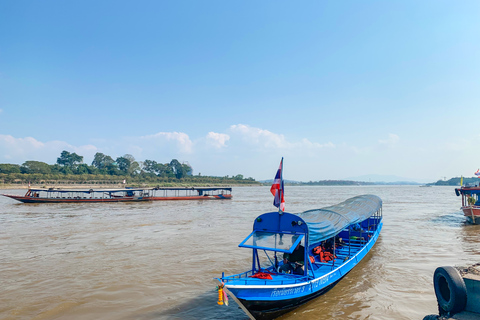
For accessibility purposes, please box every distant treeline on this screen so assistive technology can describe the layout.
[0,150,258,186]
[431,177,479,186]
[263,180,421,186]
[260,180,376,186]
[293,180,375,186]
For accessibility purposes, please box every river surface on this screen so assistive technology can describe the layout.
[1,186,479,320]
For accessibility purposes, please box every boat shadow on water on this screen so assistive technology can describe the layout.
[143,291,249,320]
[150,249,380,320]
[430,211,466,226]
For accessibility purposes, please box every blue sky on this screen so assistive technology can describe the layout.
[1,1,479,182]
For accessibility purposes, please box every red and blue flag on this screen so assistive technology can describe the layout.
[270,158,285,211]
[475,169,480,177]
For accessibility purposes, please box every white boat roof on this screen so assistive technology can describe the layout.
[27,187,232,193]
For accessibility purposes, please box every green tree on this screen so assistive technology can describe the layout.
[20,161,52,174]
[0,164,21,174]
[170,159,184,179]
[76,163,97,174]
[129,161,140,176]
[143,160,158,174]
[105,162,120,175]
[50,164,63,174]
[57,150,83,168]
[123,154,140,176]
[91,152,114,170]
[157,163,170,177]
[116,156,132,174]
[182,162,193,176]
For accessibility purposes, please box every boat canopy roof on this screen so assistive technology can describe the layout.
[27,188,148,193]
[455,187,480,196]
[152,187,232,191]
[26,187,232,193]
[297,194,382,244]
[239,194,382,251]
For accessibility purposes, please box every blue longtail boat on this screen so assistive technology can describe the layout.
[216,194,383,320]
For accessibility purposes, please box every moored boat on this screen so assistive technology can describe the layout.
[455,185,480,224]
[216,194,383,319]
[2,187,232,203]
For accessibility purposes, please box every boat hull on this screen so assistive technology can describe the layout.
[2,194,150,203]
[2,193,232,203]
[462,206,480,224]
[229,278,341,320]
[149,194,232,201]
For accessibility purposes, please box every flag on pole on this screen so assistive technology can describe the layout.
[270,158,285,212]
[475,169,480,178]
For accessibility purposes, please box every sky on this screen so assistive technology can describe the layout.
[1,1,479,183]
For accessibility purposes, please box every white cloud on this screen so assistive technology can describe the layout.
[378,133,400,147]
[140,131,193,153]
[230,124,286,148]
[229,124,335,150]
[206,132,230,148]
[297,138,335,149]
[0,134,97,164]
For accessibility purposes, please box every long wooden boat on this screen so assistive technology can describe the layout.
[216,194,383,320]
[455,185,480,224]
[2,187,232,203]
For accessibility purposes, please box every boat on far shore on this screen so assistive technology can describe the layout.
[455,184,480,224]
[2,187,232,203]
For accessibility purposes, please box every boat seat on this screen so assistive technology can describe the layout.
[312,261,334,266]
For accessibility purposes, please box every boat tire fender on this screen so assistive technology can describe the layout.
[433,266,467,315]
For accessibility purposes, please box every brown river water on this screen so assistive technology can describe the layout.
[1,186,479,320]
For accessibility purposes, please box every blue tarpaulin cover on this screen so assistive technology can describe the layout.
[296,194,382,244]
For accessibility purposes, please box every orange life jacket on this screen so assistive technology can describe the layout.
[250,272,272,280]
[312,245,336,263]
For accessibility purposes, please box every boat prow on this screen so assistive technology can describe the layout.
[2,194,26,202]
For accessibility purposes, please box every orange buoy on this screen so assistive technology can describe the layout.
[217,284,224,305]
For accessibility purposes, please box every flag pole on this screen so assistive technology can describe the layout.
[270,157,285,214]
[279,157,284,214]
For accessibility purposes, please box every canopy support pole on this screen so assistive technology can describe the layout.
[348,227,351,257]
[332,239,336,270]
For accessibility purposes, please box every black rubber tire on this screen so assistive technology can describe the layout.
[422,315,438,320]
[433,266,467,314]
